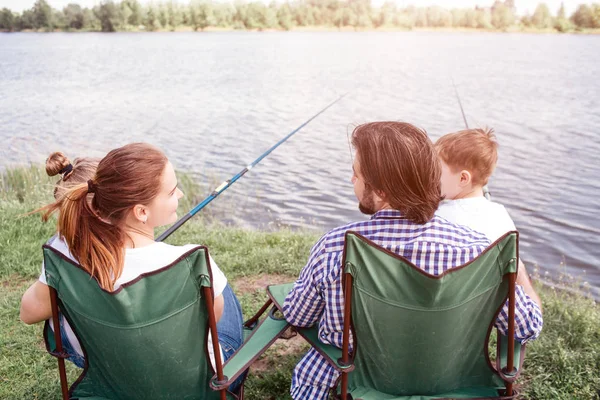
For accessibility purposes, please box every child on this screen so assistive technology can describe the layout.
[435,128,516,242]
[435,128,543,312]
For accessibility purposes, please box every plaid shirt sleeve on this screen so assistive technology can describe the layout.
[495,285,544,343]
[283,236,345,400]
[282,239,327,328]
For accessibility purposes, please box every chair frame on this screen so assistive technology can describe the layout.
[44,244,285,400]
[48,280,230,400]
[335,231,522,399]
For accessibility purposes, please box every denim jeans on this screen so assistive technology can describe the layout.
[217,283,246,393]
[59,314,85,368]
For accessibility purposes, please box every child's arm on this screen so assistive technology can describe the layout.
[20,281,52,324]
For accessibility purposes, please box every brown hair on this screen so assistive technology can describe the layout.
[435,128,498,186]
[43,143,168,291]
[33,152,100,222]
[351,121,442,224]
[46,152,100,200]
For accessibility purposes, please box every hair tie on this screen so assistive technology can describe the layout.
[87,180,96,194]
[59,164,73,180]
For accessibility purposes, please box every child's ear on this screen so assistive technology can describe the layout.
[459,170,472,187]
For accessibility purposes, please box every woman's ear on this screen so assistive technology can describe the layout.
[459,170,472,187]
[132,205,148,224]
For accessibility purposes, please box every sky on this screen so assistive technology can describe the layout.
[0,0,579,16]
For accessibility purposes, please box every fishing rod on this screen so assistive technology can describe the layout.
[451,77,491,200]
[157,93,348,242]
[451,77,469,129]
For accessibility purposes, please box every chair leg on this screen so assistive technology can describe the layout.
[49,287,69,400]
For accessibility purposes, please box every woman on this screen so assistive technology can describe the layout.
[20,144,244,381]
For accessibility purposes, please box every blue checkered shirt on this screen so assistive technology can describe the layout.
[282,209,543,400]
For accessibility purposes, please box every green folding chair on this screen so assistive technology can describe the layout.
[268,231,525,400]
[43,245,290,400]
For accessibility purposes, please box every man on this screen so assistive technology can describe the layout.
[282,122,543,399]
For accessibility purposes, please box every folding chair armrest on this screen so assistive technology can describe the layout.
[296,325,354,372]
[497,332,526,382]
[267,283,354,372]
[211,304,290,391]
[266,282,295,310]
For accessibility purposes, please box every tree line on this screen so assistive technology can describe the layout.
[1,0,599,33]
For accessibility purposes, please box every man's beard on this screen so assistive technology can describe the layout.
[358,184,377,215]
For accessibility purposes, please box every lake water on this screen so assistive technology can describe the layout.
[1,31,598,298]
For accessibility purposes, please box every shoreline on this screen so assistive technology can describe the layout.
[3,26,600,35]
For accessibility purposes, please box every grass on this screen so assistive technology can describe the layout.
[1,165,599,399]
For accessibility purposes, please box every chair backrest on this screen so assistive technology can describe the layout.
[43,244,229,400]
[342,231,518,396]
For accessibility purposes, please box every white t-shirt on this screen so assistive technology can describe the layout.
[435,197,517,242]
[39,236,227,363]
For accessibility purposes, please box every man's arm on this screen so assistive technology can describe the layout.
[517,259,542,311]
[496,260,544,342]
[282,245,326,328]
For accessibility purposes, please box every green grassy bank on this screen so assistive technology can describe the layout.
[0,166,598,399]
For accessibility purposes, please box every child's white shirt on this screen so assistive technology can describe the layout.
[435,197,517,242]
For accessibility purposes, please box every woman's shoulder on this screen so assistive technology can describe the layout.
[46,234,76,260]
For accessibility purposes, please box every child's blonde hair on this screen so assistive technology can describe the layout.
[435,128,498,186]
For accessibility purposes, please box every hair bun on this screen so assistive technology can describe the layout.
[46,152,71,177]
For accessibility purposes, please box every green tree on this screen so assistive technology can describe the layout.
[0,8,16,31]
[144,5,158,31]
[263,3,278,28]
[167,1,181,31]
[294,4,315,27]
[554,2,570,32]
[571,4,594,28]
[189,1,214,31]
[277,2,293,30]
[594,4,600,28]
[93,1,120,32]
[333,5,355,28]
[119,2,132,29]
[18,10,35,29]
[212,3,234,27]
[451,8,466,27]
[475,7,492,29]
[32,0,53,31]
[394,7,415,29]
[413,7,427,27]
[463,8,477,28]
[348,0,371,29]
[491,0,515,29]
[83,7,99,30]
[158,4,168,29]
[126,0,142,26]
[63,3,85,30]
[373,1,395,28]
[234,2,269,30]
[531,3,553,29]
